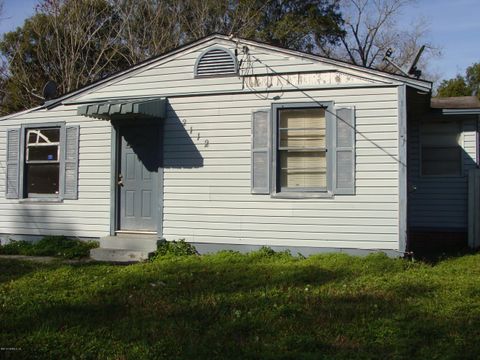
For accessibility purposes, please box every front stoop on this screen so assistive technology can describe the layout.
[90,248,151,262]
[90,234,160,263]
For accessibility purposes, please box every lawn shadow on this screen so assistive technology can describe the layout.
[2,256,480,359]
[0,259,55,284]
[413,247,477,264]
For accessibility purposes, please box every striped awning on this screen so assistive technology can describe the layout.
[77,98,167,120]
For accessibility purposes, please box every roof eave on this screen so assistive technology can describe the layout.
[442,108,480,115]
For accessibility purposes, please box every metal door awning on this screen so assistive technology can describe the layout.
[77,97,167,120]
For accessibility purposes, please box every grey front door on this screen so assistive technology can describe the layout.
[118,124,159,231]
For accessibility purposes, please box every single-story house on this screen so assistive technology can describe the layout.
[0,34,479,260]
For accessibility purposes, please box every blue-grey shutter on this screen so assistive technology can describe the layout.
[251,109,270,194]
[334,107,355,194]
[63,125,79,199]
[6,128,20,199]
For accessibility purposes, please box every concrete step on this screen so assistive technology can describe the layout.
[90,248,151,263]
[99,235,159,252]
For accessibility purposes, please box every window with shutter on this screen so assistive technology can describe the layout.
[272,102,333,195]
[266,102,356,197]
[4,123,80,200]
[25,127,61,196]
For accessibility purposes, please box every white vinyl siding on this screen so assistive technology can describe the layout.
[0,105,112,238]
[162,87,400,250]
[0,38,405,251]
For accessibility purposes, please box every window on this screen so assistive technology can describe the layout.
[25,127,61,196]
[278,108,327,191]
[251,103,355,197]
[420,121,462,176]
[5,123,79,200]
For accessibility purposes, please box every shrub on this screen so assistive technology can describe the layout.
[33,236,98,259]
[150,239,198,260]
[0,236,98,259]
[249,246,293,259]
[0,240,33,255]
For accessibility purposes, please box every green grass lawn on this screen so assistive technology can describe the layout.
[1,250,479,359]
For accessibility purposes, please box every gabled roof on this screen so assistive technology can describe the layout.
[231,35,432,91]
[1,34,432,120]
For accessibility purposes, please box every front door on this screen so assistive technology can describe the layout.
[118,124,159,231]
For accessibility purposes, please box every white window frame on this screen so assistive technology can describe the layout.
[20,123,66,200]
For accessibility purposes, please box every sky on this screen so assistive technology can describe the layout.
[0,0,478,83]
[397,0,480,80]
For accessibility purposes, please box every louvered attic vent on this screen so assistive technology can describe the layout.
[194,47,238,77]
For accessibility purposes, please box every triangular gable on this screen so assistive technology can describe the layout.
[239,36,432,91]
[30,34,432,110]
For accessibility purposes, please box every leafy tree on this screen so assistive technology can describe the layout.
[114,0,344,62]
[465,62,480,97]
[0,18,48,114]
[437,63,480,99]
[245,0,344,53]
[437,76,471,97]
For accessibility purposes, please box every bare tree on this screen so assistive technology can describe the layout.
[0,0,129,113]
[32,0,127,93]
[0,0,346,114]
[111,0,183,66]
[318,0,440,79]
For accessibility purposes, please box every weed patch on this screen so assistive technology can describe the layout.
[0,236,98,259]
[150,239,198,259]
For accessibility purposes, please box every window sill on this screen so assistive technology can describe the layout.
[19,197,63,204]
[271,191,334,199]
